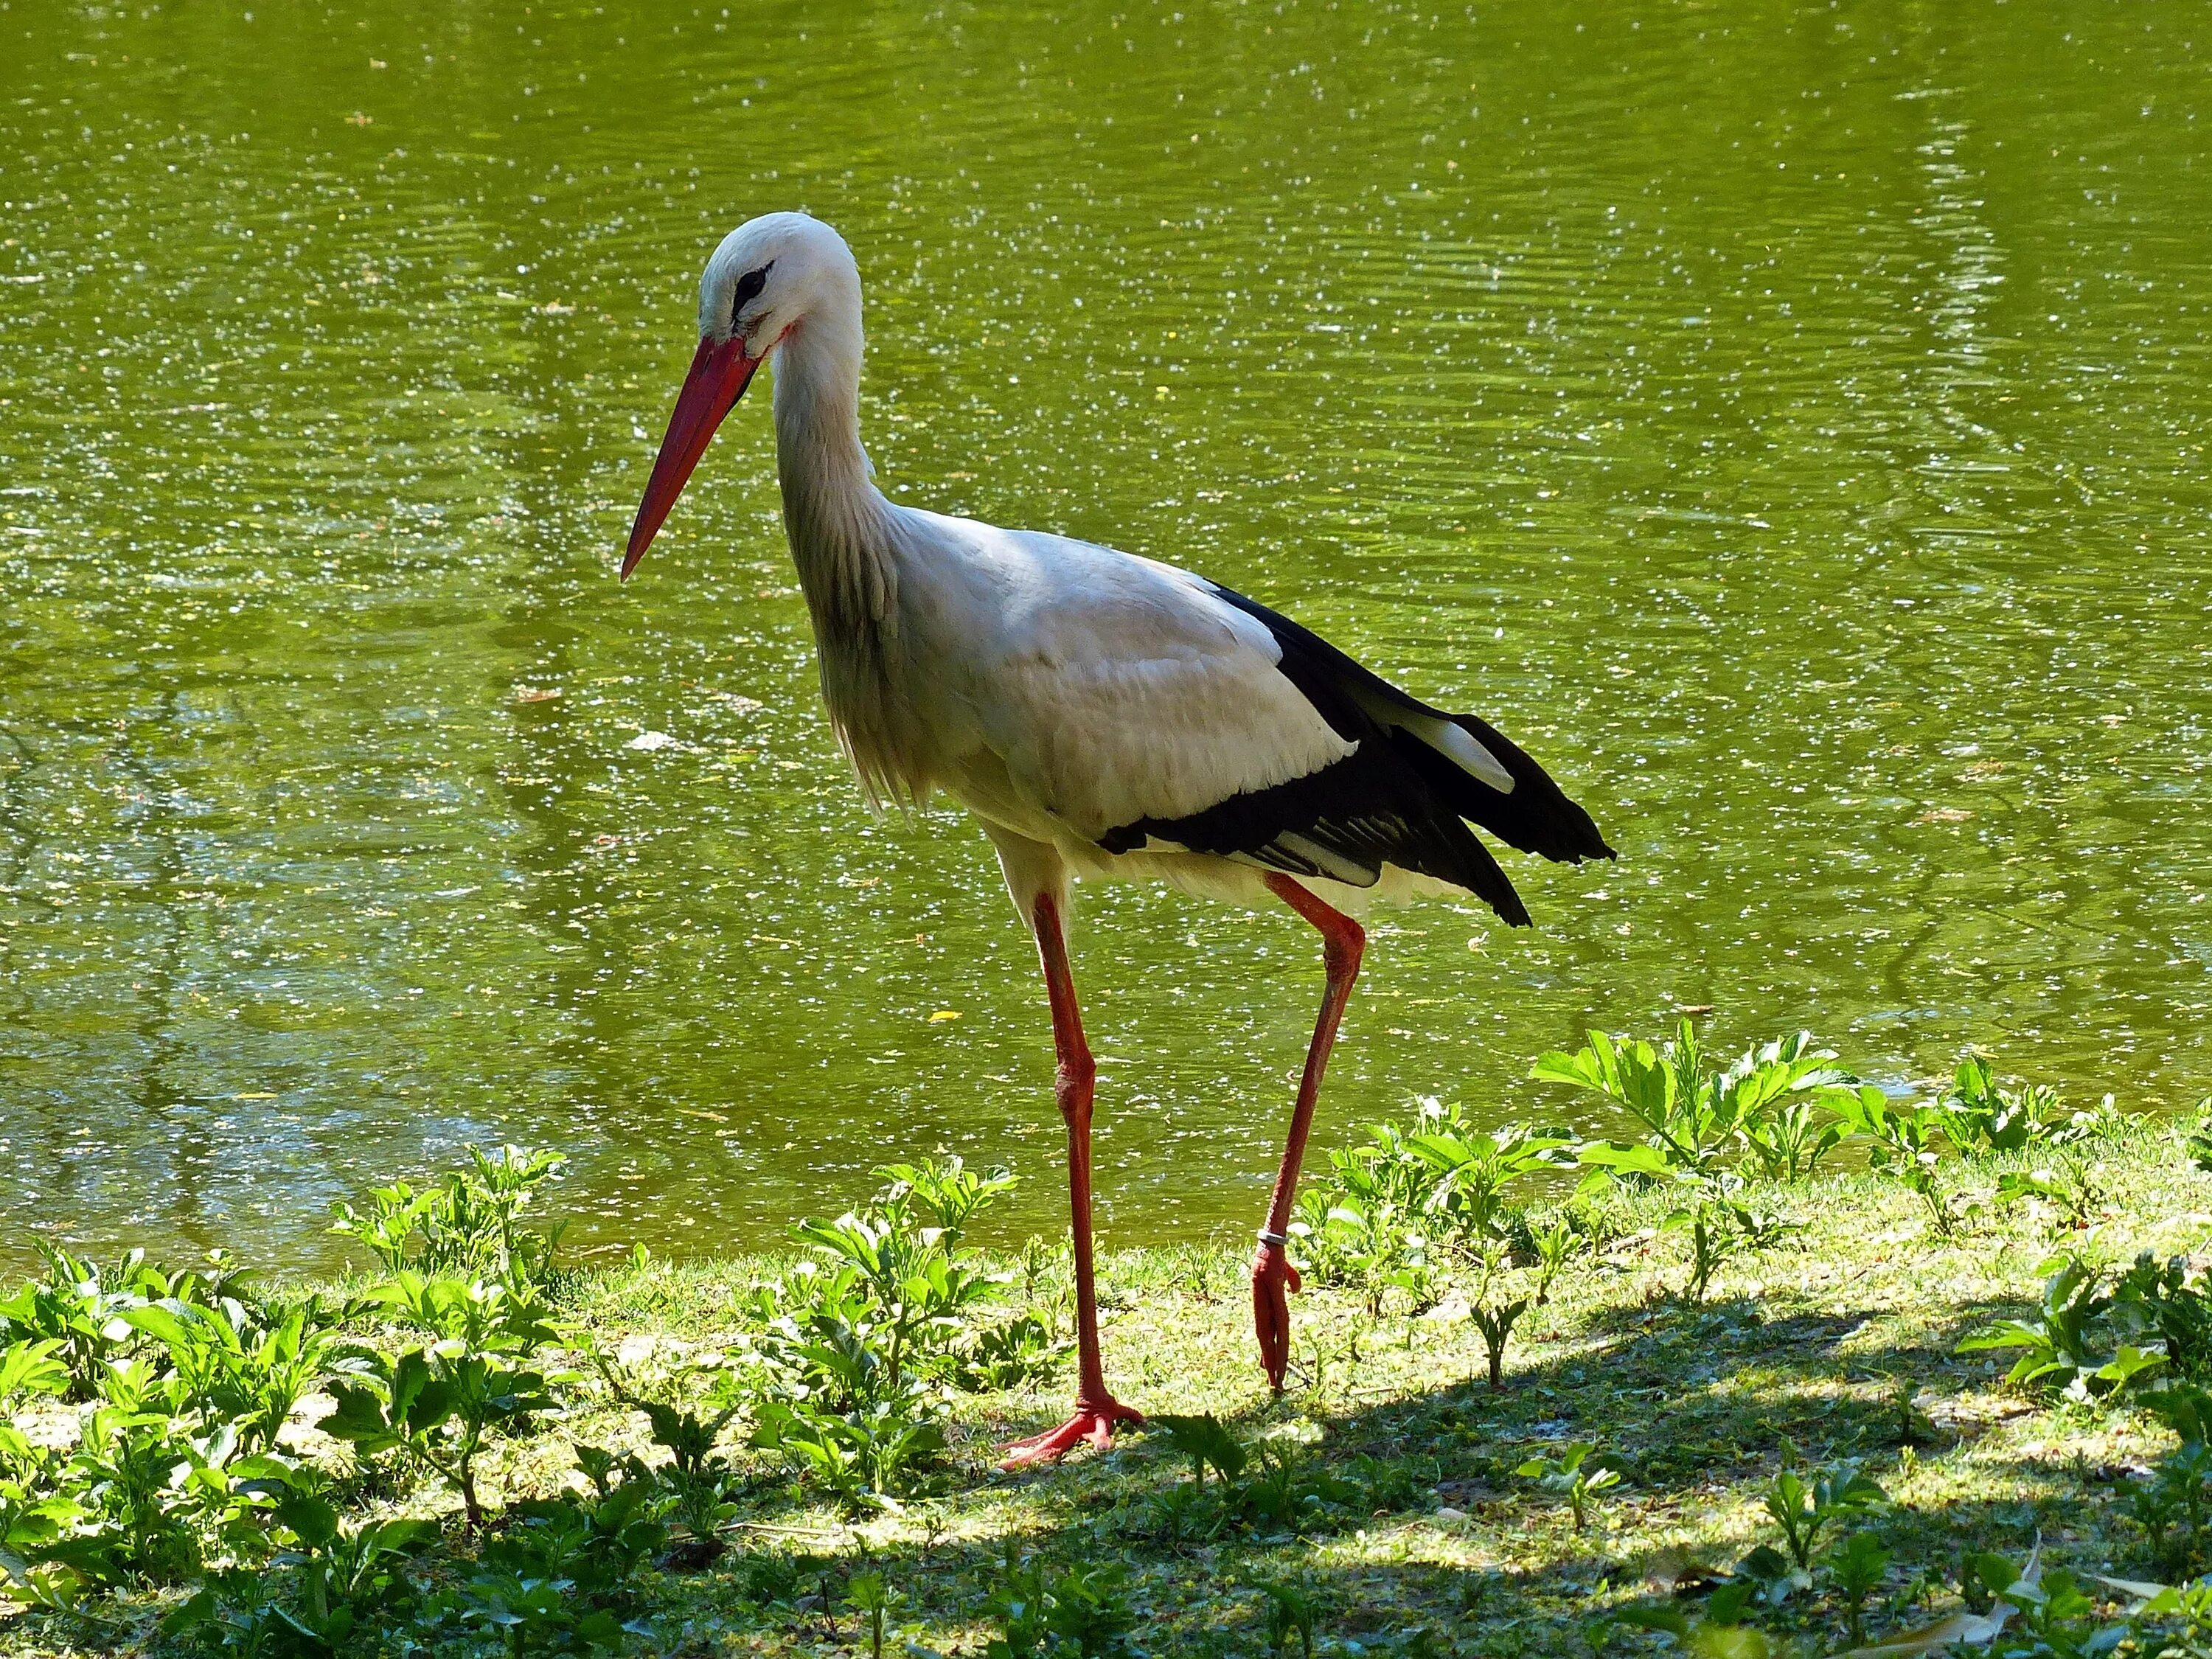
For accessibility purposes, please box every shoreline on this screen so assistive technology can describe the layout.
[9,1113,2212,1654]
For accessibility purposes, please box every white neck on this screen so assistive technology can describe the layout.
[771,321,888,556]
[767,310,915,804]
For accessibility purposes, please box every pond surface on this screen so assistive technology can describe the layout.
[4,0,2211,1270]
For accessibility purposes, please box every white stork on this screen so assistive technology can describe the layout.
[621,212,1613,1465]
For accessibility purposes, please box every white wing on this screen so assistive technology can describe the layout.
[906,515,1353,841]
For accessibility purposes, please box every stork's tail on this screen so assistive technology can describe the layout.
[1206,583,1617,874]
[1389,712,1616,866]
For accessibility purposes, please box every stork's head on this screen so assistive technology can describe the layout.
[622,211,860,579]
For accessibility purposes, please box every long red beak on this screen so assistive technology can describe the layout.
[622,335,761,580]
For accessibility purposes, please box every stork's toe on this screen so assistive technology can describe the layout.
[1251,1241,1301,1393]
[1000,1397,1144,1469]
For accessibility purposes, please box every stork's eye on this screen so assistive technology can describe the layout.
[731,262,771,319]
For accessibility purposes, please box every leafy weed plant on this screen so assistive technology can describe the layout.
[1955,1254,2166,1399]
[1534,1020,1857,1180]
[328,1144,568,1293]
[742,1157,1024,1504]
[1513,1443,1621,1534]
[1761,1458,1887,1572]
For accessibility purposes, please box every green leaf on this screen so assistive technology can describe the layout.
[1147,1413,1247,1483]
[2091,1344,2166,1390]
[386,1349,434,1424]
[400,1375,458,1436]
[1824,1530,1893,1591]
[1530,1048,1607,1091]
[320,1382,395,1444]
[1972,1551,2024,1599]
[1736,1544,1793,1585]
[0,1340,66,1402]
[1575,1141,1688,1180]
[274,1489,340,1549]
[573,1609,626,1649]
[2146,1385,2212,1445]
[117,1304,199,1350]
[368,1517,442,1555]
[1610,1603,1691,1638]
[1691,1627,1771,1659]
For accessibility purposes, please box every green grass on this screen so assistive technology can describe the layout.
[9,1123,2212,1656]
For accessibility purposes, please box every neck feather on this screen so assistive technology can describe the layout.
[769,319,914,804]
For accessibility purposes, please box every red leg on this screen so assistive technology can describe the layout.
[1001,891,1142,1467]
[1251,874,1365,1394]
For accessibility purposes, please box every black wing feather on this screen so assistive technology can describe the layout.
[1209,585,1615,864]
[1093,581,1611,928]
[1096,740,1531,925]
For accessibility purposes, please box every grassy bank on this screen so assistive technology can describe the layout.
[10,1043,2212,1655]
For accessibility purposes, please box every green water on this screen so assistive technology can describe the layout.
[4,0,2210,1270]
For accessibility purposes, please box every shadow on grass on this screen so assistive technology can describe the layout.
[0,1247,2118,1659]
[664,1273,2128,1659]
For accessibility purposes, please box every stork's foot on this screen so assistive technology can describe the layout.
[1251,1239,1303,1393]
[999,1397,1144,1468]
